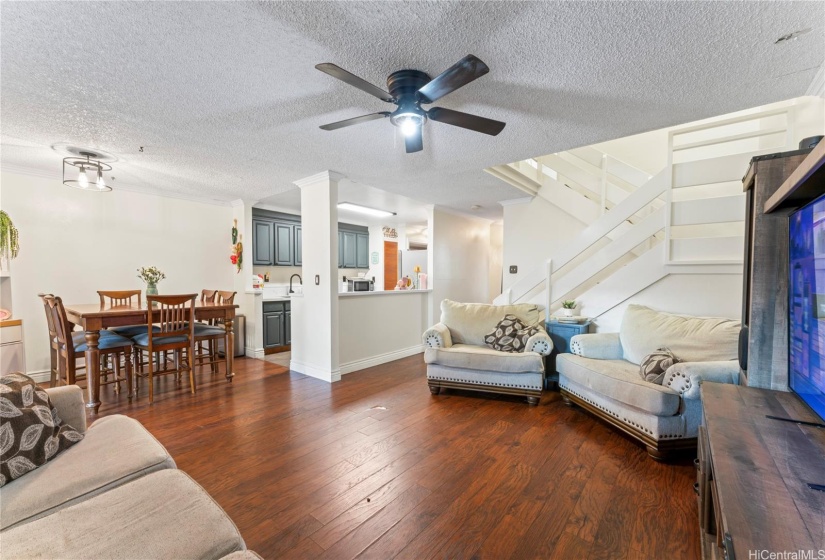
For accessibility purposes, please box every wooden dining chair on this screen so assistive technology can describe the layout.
[132,294,197,403]
[194,290,236,375]
[43,295,134,397]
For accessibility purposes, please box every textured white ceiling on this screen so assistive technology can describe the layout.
[2,1,823,218]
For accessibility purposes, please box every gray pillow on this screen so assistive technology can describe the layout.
[639,348,681,384]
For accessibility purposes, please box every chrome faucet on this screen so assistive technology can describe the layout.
[289,274,302,294]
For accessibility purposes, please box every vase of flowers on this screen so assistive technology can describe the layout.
[137,266,166,298]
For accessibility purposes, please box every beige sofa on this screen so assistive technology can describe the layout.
[557,305,740,460]
[423,300,553,405]
[0,385,254,559]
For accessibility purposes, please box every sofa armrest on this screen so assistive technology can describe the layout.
[423,323,453,349]
[45,385,87,433]
[525,327,553,356]
[569,333,623,360]
[662,361,739,400]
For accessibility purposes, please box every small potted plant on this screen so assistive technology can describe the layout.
[137,266,166,298]
[0,210,20,271]
[561,300,577,317]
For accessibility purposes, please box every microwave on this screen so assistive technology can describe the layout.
[347,278,374,292]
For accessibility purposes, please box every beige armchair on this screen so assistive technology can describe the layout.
[423,299,553,405]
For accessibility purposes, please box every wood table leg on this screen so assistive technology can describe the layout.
[224,318,235,381]
[84,330,102,414]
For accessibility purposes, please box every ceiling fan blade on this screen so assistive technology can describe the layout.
[416,55,490,104]
[405,127,423,153]
[319,112,391,131]
[428,107,505,136]
[316,63,394,103]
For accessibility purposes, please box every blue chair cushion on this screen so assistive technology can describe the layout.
[110,325,161,338]
[74,334,133,352]
[132,333,190,347]
[194,324,226,337]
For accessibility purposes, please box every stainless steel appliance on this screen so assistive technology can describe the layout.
[347,278,374,292]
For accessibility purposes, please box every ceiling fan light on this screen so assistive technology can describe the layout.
[400,118,419,137]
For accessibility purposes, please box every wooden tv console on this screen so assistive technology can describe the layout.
[698,382,825,559]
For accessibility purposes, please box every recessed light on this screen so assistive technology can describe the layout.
[337,202,396,217]
[775,28,811,44]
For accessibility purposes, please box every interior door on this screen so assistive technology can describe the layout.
[384,241,398,289]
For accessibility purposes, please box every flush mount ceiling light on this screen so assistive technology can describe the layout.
[775,28,812,44]
[62,150,112,192]
[338,202,396,217]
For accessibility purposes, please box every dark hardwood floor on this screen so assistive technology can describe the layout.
[94,355,700,559]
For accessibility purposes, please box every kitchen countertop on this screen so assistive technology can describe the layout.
[263,296,293,302]
[339,289,431,298]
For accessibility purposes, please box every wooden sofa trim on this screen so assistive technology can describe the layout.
[560,388,697,460]
[428,380,542,405]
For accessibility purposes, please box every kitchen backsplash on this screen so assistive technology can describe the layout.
[252,266,376,284]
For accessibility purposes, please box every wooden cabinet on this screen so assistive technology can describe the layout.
[252,219,274,265]
[263,301,291,351]
[741,149,811,389]
[699,383,825,559]
[545,320,591,387]
[340,230,369,269]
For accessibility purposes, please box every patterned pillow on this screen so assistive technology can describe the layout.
[639,348,681,384]
[0,373,84,487]
[484,314,528,352]
[513,326,541,353]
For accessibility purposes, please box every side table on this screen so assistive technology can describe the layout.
[545,319,592,389]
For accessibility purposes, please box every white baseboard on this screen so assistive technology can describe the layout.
[340,345,424,376]
[245,347,265,359]
[25,370,51,383]
[289,360,341,383]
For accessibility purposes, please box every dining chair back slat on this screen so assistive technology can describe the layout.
[201,289,217,303]
[216,291,236,305]
[97,290,141,307]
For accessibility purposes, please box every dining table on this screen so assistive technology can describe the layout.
[63,300,239,413]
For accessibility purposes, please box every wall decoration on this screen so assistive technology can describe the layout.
[230,234,243,274]
[232,219,238,244]
[371,251,379,265]
[0,210,20,271]
[382,226,398,239]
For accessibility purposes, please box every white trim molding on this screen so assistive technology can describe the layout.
[289,359,342,383]
[340,345,424,376]
[293,170,346,189]
[498,196,534,207]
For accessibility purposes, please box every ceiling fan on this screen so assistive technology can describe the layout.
[316,55,506,153]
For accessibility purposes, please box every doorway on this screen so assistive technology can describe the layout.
[384,240,398,290]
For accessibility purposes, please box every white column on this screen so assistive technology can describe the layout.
[230,198,262,359]
[290,171,344,382]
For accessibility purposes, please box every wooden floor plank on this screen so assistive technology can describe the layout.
[93,354,700,559]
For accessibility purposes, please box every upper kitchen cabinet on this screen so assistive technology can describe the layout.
[294,226,302,266]
[356,233,369,268]
[252,219,274,265]
[341,231,357,268]
[274,223,294,266]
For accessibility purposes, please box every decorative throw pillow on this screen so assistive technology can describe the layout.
[639,348,681,384]
[0,373,84,487]
[484,314,528,352]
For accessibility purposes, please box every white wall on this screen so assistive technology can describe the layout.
[502,197,586,291]
[430,208,492,320]
[489,222,503,302]
[1,171,234,375]
[593,274,743,332]
[338,292,428,373]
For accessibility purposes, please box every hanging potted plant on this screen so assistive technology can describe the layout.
[561,300,577,317]
[0,210,20,271]
[137,266,166,297]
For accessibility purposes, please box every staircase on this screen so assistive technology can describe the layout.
[487,103,800,320]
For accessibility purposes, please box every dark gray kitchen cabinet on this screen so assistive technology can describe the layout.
[338,231,344,268]
[263,301,291,350]
[252,219,274,265]
[356,233,369,268]
[274,223,294,266]
[294,226,302,266]
[342,232,357,268]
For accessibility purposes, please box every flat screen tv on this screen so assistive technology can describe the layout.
[789,192,825,421]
